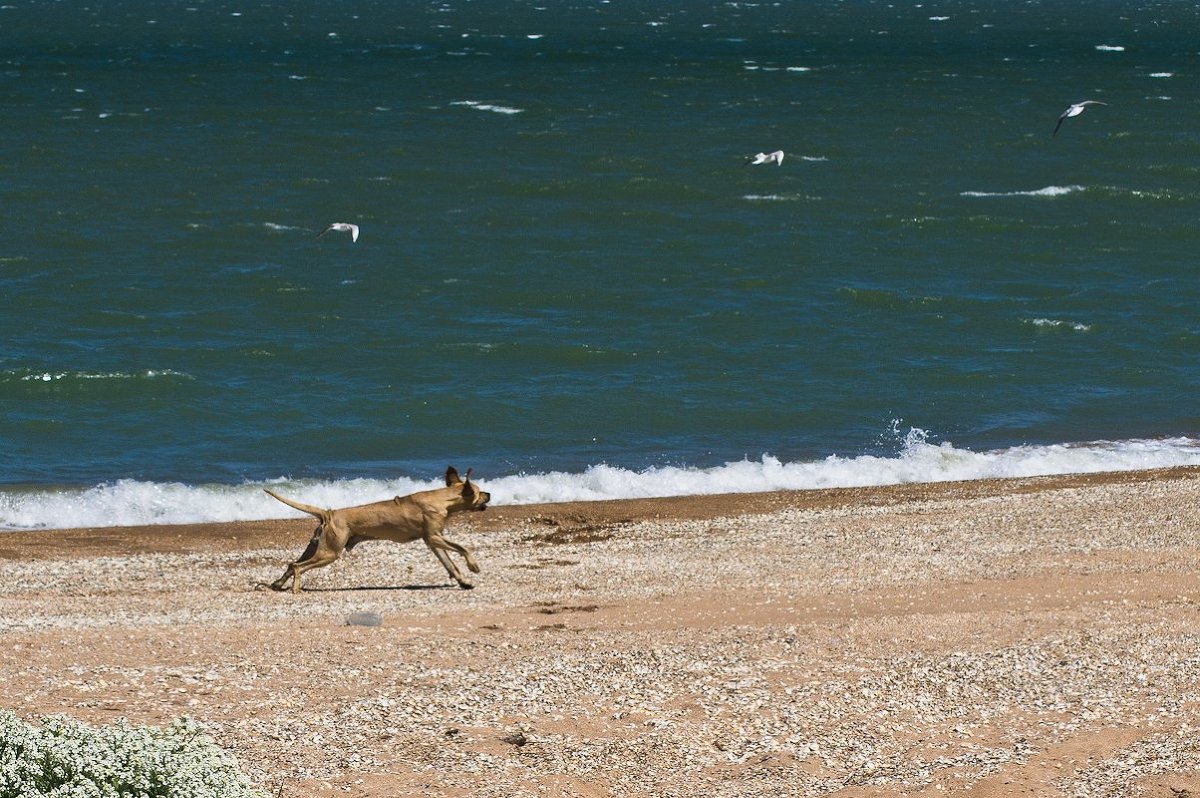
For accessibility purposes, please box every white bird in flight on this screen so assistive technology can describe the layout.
[1053,100,1107,137]
[746,150,785,166]
[316,222,359,242]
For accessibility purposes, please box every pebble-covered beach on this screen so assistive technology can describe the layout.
[2,468,1199,797]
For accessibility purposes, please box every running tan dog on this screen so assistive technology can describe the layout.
[264,467,489,593]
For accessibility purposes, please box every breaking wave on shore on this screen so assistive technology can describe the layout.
[4,432,1200,531]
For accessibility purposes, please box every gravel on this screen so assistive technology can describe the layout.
[1,471,1199,796]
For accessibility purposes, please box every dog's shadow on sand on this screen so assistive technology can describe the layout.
[255,582,458,593]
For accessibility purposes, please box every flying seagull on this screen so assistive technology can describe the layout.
[316,222,359,242]
[746,150,785,166]
[1053,100,1107,137]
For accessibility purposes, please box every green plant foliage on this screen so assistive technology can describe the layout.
[0,713,269,798]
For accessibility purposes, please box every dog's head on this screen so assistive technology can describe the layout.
[445,466,490,512]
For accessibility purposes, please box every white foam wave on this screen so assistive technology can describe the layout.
[961,185,1085,198]
[1025,317,1092,332]
[451,100,524,115]
[1095,45,1125,52]
[742,194,804,202]
[5,435,1200,531]
[9,369,192,383]
[0,476,435,532]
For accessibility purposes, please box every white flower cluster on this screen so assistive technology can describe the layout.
[0,713,269,798]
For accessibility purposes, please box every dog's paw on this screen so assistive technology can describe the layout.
[457,581,475,590]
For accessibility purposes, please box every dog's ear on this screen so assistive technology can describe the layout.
[445,466,461,486]
[461,476,483,502]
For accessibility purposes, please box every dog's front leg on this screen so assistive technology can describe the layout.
[438,536,480,575]
[424,534,475,589]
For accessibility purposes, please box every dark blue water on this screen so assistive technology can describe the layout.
[3,0,1200,527]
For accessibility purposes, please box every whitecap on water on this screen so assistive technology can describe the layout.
[450,100,524,115]
[961,185,1085,198]
[742,194,808,202]
[1025,318,1092,332]
[14,369,193,384]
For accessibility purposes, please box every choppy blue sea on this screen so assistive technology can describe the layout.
[3,0,1200,529]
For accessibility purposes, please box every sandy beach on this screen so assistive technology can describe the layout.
[2,468,1200,797]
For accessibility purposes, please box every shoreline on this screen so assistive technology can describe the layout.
[6,465,1200,558]
[2,466,1199,796]
[8,433,1200,534]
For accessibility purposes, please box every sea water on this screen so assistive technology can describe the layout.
[3,0,1200,529]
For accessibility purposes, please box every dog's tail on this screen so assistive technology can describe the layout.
[264,489,330,523]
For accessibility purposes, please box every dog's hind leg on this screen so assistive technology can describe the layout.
[272,547,341,593]
[297,526,323,562]
[272,522,348,593]
[270,526,325,592]
[271,559,302,590]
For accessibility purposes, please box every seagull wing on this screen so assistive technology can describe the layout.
[1052,111,1069,137]
[348,224,359,242]
[1054,100,1106,137]
[316,224,333,239]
